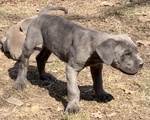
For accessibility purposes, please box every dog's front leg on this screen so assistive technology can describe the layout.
[13,39,35,90]
[13,53,29,90]
[65,64,80,114]
[90,64,114,103]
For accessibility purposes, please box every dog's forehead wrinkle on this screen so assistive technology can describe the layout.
[111,34,137,51]
[96,33,135,46]
[96,34,136,51]
[114,34,136,46]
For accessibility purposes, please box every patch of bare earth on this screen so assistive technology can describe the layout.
[0,0,150,119]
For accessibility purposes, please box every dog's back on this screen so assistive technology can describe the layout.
[28,14,85,62]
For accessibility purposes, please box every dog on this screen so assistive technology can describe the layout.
[0,5,68,61]
[14,6,143,114]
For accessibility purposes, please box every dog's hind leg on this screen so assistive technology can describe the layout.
[36,46,51,80]
[14,29,43,90]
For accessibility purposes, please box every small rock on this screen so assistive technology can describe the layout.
[107,112,117,117]
[6,96,24,106]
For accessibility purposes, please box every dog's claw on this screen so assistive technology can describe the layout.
[65,103,80,115]
[13,81,26,90]
[96,92,114,103]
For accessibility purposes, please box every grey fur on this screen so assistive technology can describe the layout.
[14,13,143,114]
[38,5,68,15]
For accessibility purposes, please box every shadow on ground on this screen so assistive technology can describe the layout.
[8,62,96,108]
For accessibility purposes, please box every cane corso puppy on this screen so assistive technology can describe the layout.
[0,5,67,61]
[14,6,143,114]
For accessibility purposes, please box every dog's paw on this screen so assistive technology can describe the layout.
[65,102,80,115]
[13,81,26,90]
[40,73,53,81]
[96,92,114,103]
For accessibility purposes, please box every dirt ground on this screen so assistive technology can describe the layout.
[0,0,150,120]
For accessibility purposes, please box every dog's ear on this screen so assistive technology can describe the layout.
[0,37,6,44]
[96,39,117,65]
[20,17,36,34]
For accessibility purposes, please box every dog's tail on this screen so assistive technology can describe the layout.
[38,5,68,16]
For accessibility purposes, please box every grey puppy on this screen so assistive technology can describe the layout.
[14,6,143,114]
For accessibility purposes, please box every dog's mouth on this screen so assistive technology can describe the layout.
[4,51,12,59]
[111,63,139,75]
[119,69,138,75]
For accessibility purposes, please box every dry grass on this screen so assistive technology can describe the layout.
[0,0,150,119]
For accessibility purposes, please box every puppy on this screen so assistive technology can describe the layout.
[14,6,143,114]
[0,5,68,61]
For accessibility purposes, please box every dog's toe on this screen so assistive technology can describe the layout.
[65,103,80,115]
[13,81,26,90]
[96,92,114,103]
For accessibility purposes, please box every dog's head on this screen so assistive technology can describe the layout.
[96,34,143,75]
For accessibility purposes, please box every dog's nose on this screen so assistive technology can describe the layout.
[139,62,144,68]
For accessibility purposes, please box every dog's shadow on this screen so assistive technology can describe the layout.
[8,62,95,108]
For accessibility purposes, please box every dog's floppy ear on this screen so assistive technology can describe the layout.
[96,39,117,65]
[0,37,6,44]
[20,17,36,34]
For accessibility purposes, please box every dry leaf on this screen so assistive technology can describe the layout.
[52,70,58,73]
[0,90,4,96]
[123,89,137,94]
[138,16,150,22]
[91,111,103,119]
[6,96,24,106]
[136,40,150,47]
[107,112,117,117]
[56,106,62,112]
[100,1,115,6]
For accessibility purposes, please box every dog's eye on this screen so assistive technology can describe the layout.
[124,52,131,56]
